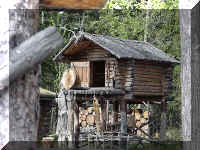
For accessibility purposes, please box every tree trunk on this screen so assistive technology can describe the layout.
[180,8,192,142]
[0,1,39,147]
[67,91,74,147]
[9,8,40,141]
[0,6,9,147]
[56,90,68,142]
[144,0,151,42]
[180,1,200,149]
[190,3,200,148]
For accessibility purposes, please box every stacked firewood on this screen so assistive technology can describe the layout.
[133,110,149,137]
[79,107,96,128]
[79,106,149,136]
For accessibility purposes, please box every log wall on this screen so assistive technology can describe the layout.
[115,59,135,100]
[66,41,174,102]
[133,60,166,97]
[68,43,111,61]
[162,66,174,97]
[105,58,117,88]
[69,43,116,88]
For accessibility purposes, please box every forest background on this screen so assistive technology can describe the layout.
[40,0,181,135]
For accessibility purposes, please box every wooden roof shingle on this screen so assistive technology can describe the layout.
[54,32,179,64]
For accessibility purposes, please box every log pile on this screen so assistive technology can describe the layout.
[133,110,149,137]
[79,107,96,128]
[79,106,149,137]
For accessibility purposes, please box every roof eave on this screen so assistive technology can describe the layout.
[53,36,76,61]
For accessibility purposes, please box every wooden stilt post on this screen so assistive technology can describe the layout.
[93,96,101,134]
[120,100,127,136]
[120,100,128,150]
[106,100,109,127]
[112,101,119,128]
[101,98,106,132]
[160,98,166,141]
[74,95,80,147]
[67,91,74,147]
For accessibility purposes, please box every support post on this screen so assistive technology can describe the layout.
[160,98,166,141]
[100,98,106,132]
[112,101,119,124]
[67,91,74,147]
[93,96,101,134]
[120,100,127,136]
[106,100,109,129]
[74,99,80,147]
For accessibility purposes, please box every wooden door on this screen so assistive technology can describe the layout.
[71,61,90,88]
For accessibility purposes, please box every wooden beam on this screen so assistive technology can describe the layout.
[40,0,108,9]
[63,88,125,96]
[0,26,64,89]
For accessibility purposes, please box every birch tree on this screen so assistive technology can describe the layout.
[179,0,200,149]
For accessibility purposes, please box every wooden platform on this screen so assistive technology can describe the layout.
[63,87,125,96]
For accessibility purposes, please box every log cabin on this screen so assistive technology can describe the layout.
[54,31,179,141]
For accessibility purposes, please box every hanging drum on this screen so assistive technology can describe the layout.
[61,68,76,90]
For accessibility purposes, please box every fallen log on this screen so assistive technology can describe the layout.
[0,26,64,89]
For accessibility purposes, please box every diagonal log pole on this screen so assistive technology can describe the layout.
[0,26,64,89]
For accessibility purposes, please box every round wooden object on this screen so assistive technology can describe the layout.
[86,115,95,126]
[135,113,140,120]
[87,107,94,114]
[81,115,87,121]
[81,121,87,128]
[61,68,76,90]
[141,118,146,124]
[136,121,141,127]
[82,110,88,116]
[144,111,148,119]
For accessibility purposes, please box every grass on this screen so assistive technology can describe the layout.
[166,127,182,141]
[129,143,182,150]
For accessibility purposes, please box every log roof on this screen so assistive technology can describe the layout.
[54,32,179,64]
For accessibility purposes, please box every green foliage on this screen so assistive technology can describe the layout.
[130,142,182,150]
[105,0,138,9]
[135,0,178,9]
